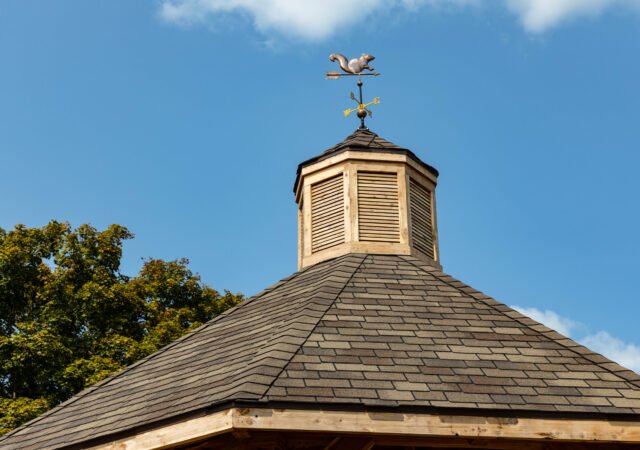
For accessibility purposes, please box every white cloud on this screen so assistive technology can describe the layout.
[159,0,388,41]
[582,331,640,372]
[511,305,576,336]
[159,0,640,40]
[504,0,640,32]
[512,305,640,373]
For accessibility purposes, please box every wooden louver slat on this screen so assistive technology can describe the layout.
[409,178,434,258]
[357,172,400,243]
[311,174,344,253]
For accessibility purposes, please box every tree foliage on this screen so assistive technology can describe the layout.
[0,222,242,435]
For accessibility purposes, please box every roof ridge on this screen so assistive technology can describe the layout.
[0,255,366,448]
[6,253,640,449]
[364,132,378,147]
[69,255,367,447]
[228,254,366,383]
[258,254,368,400]
[0,262,313,444]
[399,255,640,390]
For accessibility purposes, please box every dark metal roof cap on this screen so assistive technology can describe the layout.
[294,128,439,193]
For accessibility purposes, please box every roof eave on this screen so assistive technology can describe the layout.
[77,401,640,450]
[293,145,439,194]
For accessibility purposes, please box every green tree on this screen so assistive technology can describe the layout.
[0,222,242,435]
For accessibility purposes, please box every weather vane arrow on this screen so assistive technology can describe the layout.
[326,52,381,130]
[344,95,380,118]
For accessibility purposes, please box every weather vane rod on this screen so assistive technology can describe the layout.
[326,53,381,130]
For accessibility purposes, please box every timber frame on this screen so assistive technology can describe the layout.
[295,150,441,269]
[88,406,640,450]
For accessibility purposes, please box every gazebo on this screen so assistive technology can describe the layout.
[2,128,639,450]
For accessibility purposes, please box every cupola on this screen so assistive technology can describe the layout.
[7,54,640,450]
[294,128,440,269]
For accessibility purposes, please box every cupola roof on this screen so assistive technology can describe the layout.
[294,128,438,193]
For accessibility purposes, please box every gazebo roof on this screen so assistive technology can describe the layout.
[3,253,640,449]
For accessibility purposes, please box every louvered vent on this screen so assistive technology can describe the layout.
[311,174,345,253]
[357,172,400,243]
[409,178,435,258]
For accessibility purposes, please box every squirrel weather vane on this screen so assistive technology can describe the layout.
[326,53,381,130]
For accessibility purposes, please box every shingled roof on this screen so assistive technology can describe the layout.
[4,253,640,450]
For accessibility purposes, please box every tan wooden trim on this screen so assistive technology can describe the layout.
[89,409,233,450]
[406,165,436,192]
[296,151,437,203]
[233,408,640,444]
[89,407,640,449]
[348,241,410,255]
[297,153,440,269]
[431,186,440,262]
[298,205,303,270]
[303,165,346,191]
[397,165,410,246]
[298,151,437,189]
[301,243,353,268]
[301,242,416,268]
[348,161,403,174]
[342,170,352,247]
[347,163,358,244]
[302,183,312,261]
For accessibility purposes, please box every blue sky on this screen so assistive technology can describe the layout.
[1,1,639,370]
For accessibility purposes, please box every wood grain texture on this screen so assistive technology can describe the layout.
[409,177,435,258]
[90,407,640,449]
[311,174,345,253]
[357,172,400,243]
[234,408,640,444]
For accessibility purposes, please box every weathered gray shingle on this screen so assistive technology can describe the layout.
[2,253,640,449]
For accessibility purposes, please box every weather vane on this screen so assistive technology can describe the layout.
[326,53,381,130]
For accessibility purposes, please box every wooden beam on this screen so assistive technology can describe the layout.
[329,437,375,450]
[89,407,640,449]
[324,437,341,450]
[180,431,640,450]
[373,436,560,449]
[88,409,233,450]
[231,408,640,444]
[298,150,438,189]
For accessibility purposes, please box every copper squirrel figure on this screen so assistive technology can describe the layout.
[329,53,376,74]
